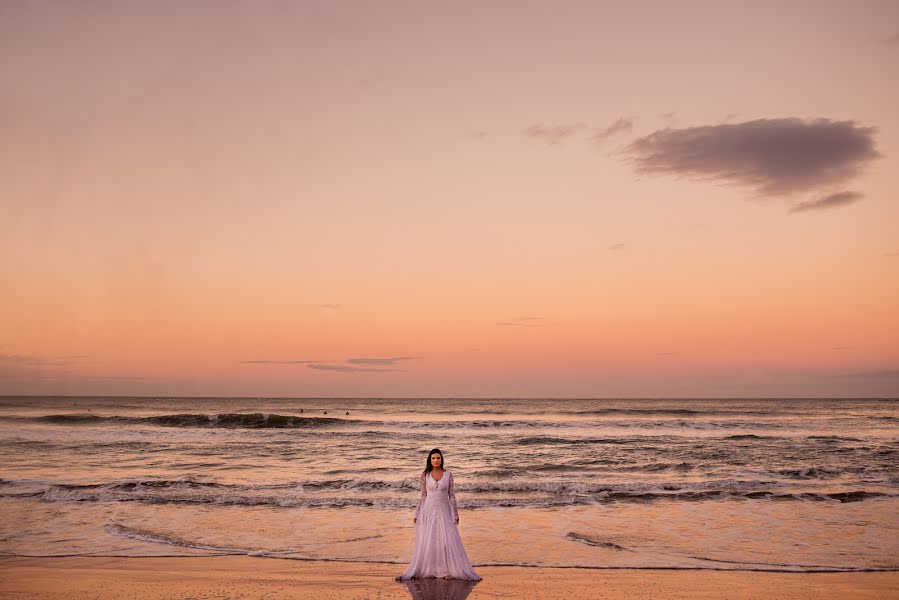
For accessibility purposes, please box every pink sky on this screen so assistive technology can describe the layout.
[1,1,897,397]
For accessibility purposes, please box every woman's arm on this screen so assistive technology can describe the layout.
[414,473,427,522]
[447,471,459,524]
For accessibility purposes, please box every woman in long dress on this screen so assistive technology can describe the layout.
[397,448,481,580]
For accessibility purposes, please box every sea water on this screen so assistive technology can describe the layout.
[1,397,897,572]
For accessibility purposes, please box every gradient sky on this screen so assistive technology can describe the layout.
[2,0,897,398]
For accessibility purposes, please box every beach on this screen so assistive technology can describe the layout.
[2,556,897,599]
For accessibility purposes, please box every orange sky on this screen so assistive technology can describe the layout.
[1,1,897,397]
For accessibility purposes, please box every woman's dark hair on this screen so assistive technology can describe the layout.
[422,448,444,475]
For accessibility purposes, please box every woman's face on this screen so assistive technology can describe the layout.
[430,453,442,469]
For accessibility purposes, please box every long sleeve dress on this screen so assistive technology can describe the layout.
[397,470,481,580]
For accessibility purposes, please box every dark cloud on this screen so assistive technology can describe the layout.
[241,360,325,364]
[524,123,587,145]
[307,363,401,373]
[594,117,633,141]
[790,191,863,213]
[625,118,879,197]
[347,356,420,365]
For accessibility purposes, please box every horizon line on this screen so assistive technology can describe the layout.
[0,395,896,401]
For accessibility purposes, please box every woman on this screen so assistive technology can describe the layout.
[397,449,481,580]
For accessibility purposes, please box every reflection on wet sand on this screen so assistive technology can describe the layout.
[399,577,479,600]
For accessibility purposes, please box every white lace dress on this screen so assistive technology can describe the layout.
[398,470,481,580]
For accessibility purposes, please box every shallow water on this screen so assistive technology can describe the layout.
[1,397,897,571]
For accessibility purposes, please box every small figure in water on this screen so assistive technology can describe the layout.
[346,411,349,415]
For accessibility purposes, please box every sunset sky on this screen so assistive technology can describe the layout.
[2,0,897,398]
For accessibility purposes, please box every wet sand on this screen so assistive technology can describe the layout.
[1,557,897,599]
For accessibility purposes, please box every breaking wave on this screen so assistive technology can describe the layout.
[13,413,360,429]
[2,476,890,508]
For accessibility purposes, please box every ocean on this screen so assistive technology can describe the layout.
[1,397,897,572]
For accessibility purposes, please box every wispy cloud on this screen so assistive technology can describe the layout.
[496,317,546,327]
[307,363,402,373]
[0,354,72,368]
[790,190,864,213]
[885,32,899,45]
[303,356,420,373]
[525,119,633,146]
[625,118,879,197]
[252,355,421,374]
[833,369,899,379]
[607,243,625,251]
[0,354,91,382]
[72,375,167,382]
[358,74,391,89]
[307,303,342,310]
[0,372,165,383]
[461,130,488,141]
[594,117,633,141]
[0,354,165,384]
[659,112,678,126]
[524,123,587,145]
[347,356,420,365]
[241,359,327,364]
